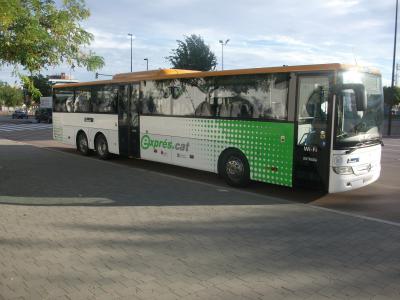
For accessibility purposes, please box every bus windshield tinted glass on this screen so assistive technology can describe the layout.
[336,72,383,147]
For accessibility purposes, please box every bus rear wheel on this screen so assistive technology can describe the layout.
[220,150,250,187]
[95,134,110,160]
[77,132,90,156]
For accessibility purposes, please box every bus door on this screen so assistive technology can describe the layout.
[118,83,140,157]
[294,75,332,190]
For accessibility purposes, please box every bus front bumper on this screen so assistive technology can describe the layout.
[328,164,381,193]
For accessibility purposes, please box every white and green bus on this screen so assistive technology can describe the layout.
[52,64,383,193]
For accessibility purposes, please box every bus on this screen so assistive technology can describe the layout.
[52,64,383,193]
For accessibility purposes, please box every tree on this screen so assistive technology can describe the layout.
[0,82,23,108]
[22,74,52,104]
[383,86,400,135]
[383,86,400,108]
[0,0,104,95]
[166,34,217,71]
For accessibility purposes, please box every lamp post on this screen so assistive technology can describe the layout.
[219,39,230,70]
[128,33,134,72]
[144,58,149,71]
[389,0,399,136]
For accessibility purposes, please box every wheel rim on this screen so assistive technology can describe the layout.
[97,138,107,156]
[79,135,88,152]
[226,156,244,180]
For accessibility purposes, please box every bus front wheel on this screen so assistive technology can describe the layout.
[95,134,110,160]
[77,132,90,156]
[219,149,250,187]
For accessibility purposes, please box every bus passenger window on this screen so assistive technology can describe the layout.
[195,101,212,116]
[66,96,74,112]
[141,81,172,115]
[93,85,118,114]
[218,100,231,117]
[172,84,200,116]
[215,74,288,120]
[74,89,91,113]
[142,96,156,114]
[54,90,74,112]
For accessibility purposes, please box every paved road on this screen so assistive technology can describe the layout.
[0,117,399,223]
[0,123,52,132]
[1,138,400,299]
[383,119,400,136]
[0,119,400,299]
[0,114,35,124]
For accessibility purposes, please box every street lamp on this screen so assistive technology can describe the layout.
[128,33,134,72]
[389,0,399,136]
[219,39,230,70]
[144,58,149,71]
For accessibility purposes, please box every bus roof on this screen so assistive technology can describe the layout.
[53,63,381,89]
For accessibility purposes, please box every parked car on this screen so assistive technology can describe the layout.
[35,108,52,123]
[12,110,28,119]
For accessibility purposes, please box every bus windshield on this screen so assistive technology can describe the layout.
[335,71,383,148]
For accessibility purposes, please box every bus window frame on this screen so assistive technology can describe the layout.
[53,85,119,115]
[140,73,291,122]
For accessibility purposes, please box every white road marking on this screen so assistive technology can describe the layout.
[310,205,400,228]
[0,123,52,132]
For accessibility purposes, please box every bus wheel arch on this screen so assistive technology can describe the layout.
[94,132,110,160]
[218,148,250,187]
[76,130,91,156]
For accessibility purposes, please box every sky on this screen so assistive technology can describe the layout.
[0,0,398,86]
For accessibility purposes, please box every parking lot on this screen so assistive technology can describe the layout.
[1,117,400,299]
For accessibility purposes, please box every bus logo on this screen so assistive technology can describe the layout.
[141,134,172,150]
[141,134,190,152]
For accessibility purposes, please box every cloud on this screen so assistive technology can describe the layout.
[325,0,360,8]
[0,0,396,85]
[87,28,131,50]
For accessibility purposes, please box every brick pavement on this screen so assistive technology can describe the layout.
[1,139,400,299]
[1,203,400,300]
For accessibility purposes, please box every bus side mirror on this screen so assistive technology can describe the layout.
[334,84,367,111]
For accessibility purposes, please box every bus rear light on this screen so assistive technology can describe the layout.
[333,166,354,175]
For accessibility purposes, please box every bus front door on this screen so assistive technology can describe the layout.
[118,84,140,157]
[294,75,332,190]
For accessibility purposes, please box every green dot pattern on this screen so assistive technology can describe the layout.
[187,118,294,187]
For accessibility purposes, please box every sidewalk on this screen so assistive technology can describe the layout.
[1,139,400,299]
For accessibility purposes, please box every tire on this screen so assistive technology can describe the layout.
[95,134,110,160]
[37,119,41,123]
[77,132,90,156]
[219,149,250,187]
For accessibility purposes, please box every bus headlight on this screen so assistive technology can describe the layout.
[333,166,354,175]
